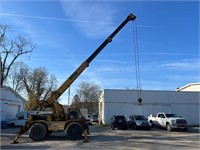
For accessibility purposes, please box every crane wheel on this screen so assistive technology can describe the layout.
[29,123,47,141]
[66,122,83,140]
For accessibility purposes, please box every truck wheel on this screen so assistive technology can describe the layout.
[9,123,15,127]
[124,126,128,130]
[29,123,47,141]
[66,122,83,140]
[182,128,188,132]
[147,127,151,130]
[150,121,154,127]
[166,123,172,131]
[134,124,138,129]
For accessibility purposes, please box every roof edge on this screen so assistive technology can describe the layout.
[0,86,27,102]
[176,82,200,91]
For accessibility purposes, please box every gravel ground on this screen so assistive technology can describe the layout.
[0,125,200,150]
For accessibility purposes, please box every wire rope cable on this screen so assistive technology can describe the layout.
[132,20,142,103]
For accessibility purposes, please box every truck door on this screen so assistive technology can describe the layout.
[157,114,166,127]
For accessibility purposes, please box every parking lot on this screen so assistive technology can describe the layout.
[1,125,200,150]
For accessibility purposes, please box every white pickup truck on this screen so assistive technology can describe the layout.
[148,112,188,131]
[7,111,53,127]
[7,111,36,127]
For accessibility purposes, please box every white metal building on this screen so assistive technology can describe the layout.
[0,86,26,122]
[99,89,199,126]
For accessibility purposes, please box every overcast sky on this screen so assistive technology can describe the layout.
[0,0,199,104]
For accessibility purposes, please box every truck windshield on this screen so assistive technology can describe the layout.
[135,116,146,120]
[115,116,126,121]
[165,114,178,118]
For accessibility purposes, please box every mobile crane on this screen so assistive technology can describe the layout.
[12,13,136,144]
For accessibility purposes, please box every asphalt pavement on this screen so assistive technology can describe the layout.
[1,125,200,150]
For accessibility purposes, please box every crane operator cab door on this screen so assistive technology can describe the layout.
[66,108,83,120]
[68,111,78,119]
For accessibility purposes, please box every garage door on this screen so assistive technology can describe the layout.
[6,104,20,120]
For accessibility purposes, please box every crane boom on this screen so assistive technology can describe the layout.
[46,13,136,103]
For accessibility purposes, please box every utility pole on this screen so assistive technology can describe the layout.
[0,56,2,87]
[68,86,70,106]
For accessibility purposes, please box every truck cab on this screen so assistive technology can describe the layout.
[7,111,36,127]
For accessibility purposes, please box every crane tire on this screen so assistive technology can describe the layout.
[29,123,47,141]
[66,122,83,140]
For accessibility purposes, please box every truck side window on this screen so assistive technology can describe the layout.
[158,114,165,118]
[161,114,165,118]
[18,113,24,119]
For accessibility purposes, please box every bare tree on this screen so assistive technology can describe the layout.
[72,81,102,114]
[71,94,81,109]
[8,61,28,92]
[0,24,35,86]
[77,81,102,102]
[21,67,57,111]
[0,24,9,45]
[8,63,57,111]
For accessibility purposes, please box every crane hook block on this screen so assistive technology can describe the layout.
[138,98,142,104]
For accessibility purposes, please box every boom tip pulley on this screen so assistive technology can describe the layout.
[128,13,136,21]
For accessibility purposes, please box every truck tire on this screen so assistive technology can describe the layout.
[134,124,138,129]
[182,128,188,132]
[66,122,83,140]
[166,123,172,131]
[29,123,47,141]
[9,123,15,127]
[150,121,154,127]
